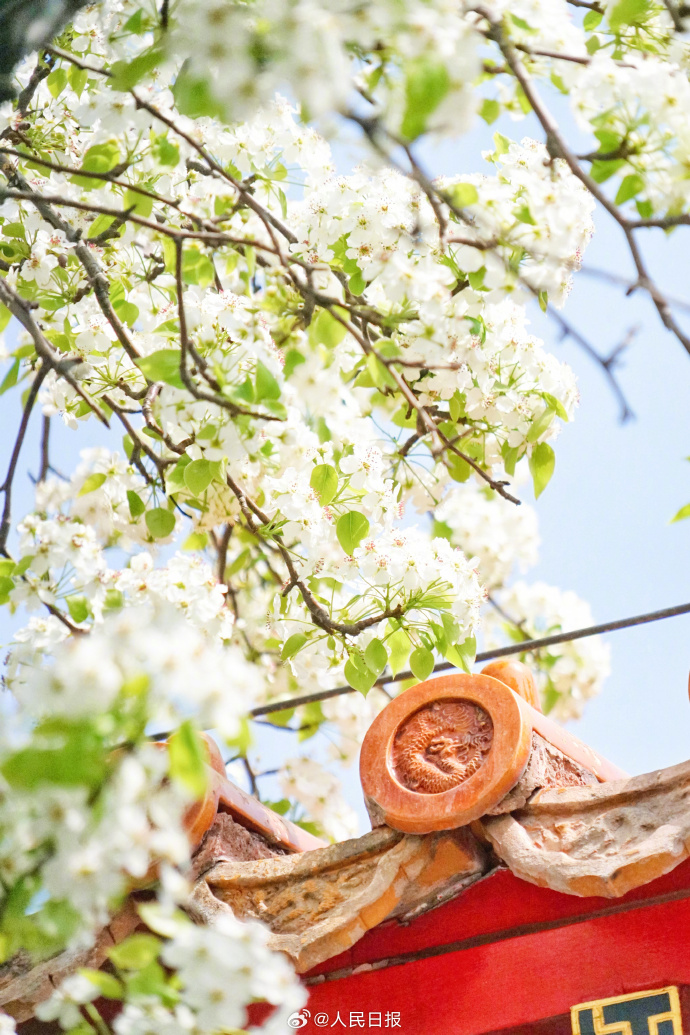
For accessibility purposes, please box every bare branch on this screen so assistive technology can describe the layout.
[0,276,110,425]
[0,363,48,553]
[477,7,690,359]
[38,415,50,483]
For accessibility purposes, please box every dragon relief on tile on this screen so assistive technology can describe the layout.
[391,698,494,794]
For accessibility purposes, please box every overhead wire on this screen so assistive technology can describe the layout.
[249,600,690,718]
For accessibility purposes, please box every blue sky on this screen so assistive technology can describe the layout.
[1,100,689,831]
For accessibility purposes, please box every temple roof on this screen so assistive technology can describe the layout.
[4,661,690,1022]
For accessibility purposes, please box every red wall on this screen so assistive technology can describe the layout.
[284,858,690,1034]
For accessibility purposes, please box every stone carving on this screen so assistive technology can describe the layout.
[191,826,487,973]
[391,699,494,794]
[482,756,690,898]
[360,673,532,832]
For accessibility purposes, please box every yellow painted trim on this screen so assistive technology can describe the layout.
[571,987,682,1035]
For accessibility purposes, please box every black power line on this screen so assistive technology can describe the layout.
[249,600,690,718]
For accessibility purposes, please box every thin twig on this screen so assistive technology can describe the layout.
[38,415,50,483]
[0,363,48,553]
[0,276,110,425]
[478,7,690,359]
[547,307,634,422]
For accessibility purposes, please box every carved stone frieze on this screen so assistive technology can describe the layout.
[482,756,690,897]
[192,826,487,972]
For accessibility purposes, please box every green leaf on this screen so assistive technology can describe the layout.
[590,158,625,183]
[583,9,603,29]
[670,503,690,523]
[145,507,176,539]
[542,393,569,421]
[1,721,107,790]
[297,701,325,741]
[87,212,120,241]
[0,358,20,396]
[446,182,479,208]
[510,13,535,30]
[70,142,121,189]
[308,308,348,348]
[542,683,560,715]
[123,961,173,1003]
[110,49,162,91]
[265,797,291,815]
[184,459,213,497]
[168,720,208,798]
[529,442,556,499]
[479,98,500,124]
[183,531,208,550]
[409,646,435,682]
[400,57,451,141]
[0,304,12,332]
[78,472,107,496]
[172,68,225,119]
[468,267,486,290]
[226,547,250,575]
[78,969,123,1000]
[0,575,14,604]
[336,511,370,555]
[365,353,397,391]
[441,613,460,645]
[281,633,307,661]
[255,360,281,401]
[115,300,139,327]
[609,0,652,31]
[444,636,476,674]
[615,173,644,205]
[493,132,511,155]
[65,596,89,624]
[165,454,191,494]
[14,555,32,575]
[136,349,184,389]
[538,290,548,313]
[124,187,153,219]
[447,453,471,483]
[387,627,411,676]
[127,490,146,518]
[526,406,555,443]
[182,249,215,287]
[108,934,161,971]
[283,348,305,378]
[152,136,180,167]
[515,204,536,226]
[136,903,188,939]
[47,67,68,98]
[364,638,388,677]
[448,391,465,423]
[68,63,88,97]
[310,464,339,507]
[344,655,377,695]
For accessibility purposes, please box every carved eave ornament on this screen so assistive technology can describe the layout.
[4,661,690,1020]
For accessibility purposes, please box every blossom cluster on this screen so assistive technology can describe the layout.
[484,581,611,721]
[35,909,305,1035]
[0,0,660,1023]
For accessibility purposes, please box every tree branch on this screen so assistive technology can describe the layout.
[0,363,48,553]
